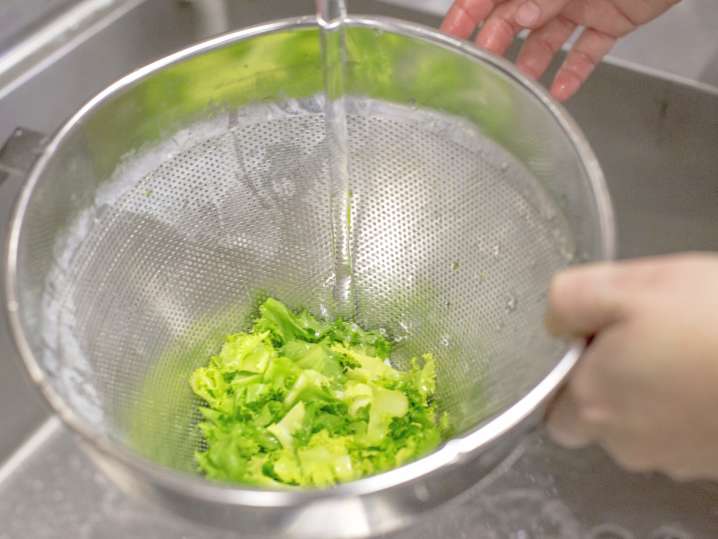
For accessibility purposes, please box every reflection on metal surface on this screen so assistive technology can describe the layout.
[0,0,147,101]
[0,128,47,181]
[0,417,61,486]
[0,428,714,537]
[180,0,231,38]
[587,523,636,539]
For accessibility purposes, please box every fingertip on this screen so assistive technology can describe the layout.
[474,30,491,50]
[546,411,593,449]
[546,269,580,323]
[545,387,595,448]
[665,467,701,483]
[516,17,578,84]
[543,308,564,337]
[515,0,541,28]
[550,71,581,101]
[475,19,514,55]
[440,5,477,38]
[551,28,615,101]
[516,57,542,80]
[546,263,622,336]
[547,425,590,449]
[544,276,577,337]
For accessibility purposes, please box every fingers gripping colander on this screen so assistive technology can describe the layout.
[6,16,614,539]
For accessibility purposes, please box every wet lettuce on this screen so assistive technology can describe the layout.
[190,297,446,488]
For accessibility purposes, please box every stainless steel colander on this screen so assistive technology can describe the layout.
[5,15,614,539]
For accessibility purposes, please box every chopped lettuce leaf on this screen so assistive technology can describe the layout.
[272,449,303,484]
[190,297,446,488]
[322,320,392,359]
[190,366,226,409]
[218,331,274,374]
[282,341,343,377]
[298,431,356,485]
[253,298,324,345]
[344,381,373,416]
[284,369,330,407]
[267,401,306,448]
[332,343,399,383]
[366,386,409,445]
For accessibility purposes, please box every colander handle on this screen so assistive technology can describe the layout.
[0,127,47,187]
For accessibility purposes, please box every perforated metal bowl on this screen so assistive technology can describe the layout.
[6,15,614,538]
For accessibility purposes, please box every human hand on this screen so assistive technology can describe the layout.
[441,0,680,101]
[545,253,718,481]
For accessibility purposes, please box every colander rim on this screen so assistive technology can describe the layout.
[5,14,615,506]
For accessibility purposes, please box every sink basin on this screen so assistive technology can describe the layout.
[1,1,717,537]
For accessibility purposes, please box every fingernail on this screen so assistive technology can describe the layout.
[517,59,541,80]
[516,1,541,27]
[552,76,580,101]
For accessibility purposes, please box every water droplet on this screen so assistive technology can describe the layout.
[492,243,502,258]
[587,524,635,539]
[559,242,575,262]
[500,162,509,172]
[651,526,692,539]
[398,321,411,337]
[451,261,460,271]
[576,250,590,263]
[440,335,451,347]
[541,205,557,220]
[413,483,430,502]
[505,293,518,313]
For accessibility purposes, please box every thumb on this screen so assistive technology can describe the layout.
[545,263,629,337]
[514,0,572,28]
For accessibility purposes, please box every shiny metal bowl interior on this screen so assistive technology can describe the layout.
[6,15,614,538]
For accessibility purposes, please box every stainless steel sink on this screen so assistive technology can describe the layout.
[1,1,717,537]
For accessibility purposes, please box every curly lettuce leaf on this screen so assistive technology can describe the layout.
[190,298,447,488]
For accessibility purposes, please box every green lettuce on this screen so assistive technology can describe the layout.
[190,298,448,488]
